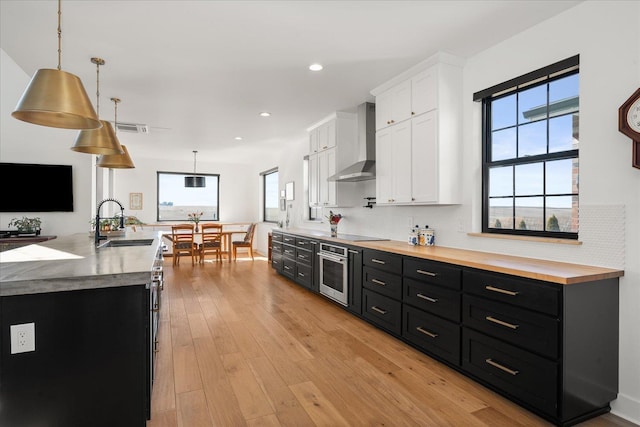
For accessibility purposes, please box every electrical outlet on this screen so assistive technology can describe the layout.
[10,323,35,354]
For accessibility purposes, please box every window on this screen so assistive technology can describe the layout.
[262,168,279,222]
[475,56,579,239]
[303,156,321,221]
[157,172,220,221]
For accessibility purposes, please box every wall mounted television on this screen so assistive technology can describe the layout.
[0,163,74,212]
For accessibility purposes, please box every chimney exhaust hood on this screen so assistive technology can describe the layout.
[328,102,376,182]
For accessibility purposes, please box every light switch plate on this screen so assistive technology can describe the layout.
[10,322,35,354]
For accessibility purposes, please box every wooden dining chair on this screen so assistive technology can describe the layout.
[171,224,197,266]
[232,223,256,261]
[199,223,222,263]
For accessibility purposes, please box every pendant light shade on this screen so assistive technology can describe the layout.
[72,58,124,155]
[185,150,206,187]
[96,97,135,169]
[12,1,100,130]
[96,144,135,168]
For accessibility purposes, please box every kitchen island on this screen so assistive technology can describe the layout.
[0,232,163,427]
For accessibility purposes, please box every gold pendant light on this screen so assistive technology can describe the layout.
[71,58,124,155]
[12,0,100,130]
[96,98,135,169]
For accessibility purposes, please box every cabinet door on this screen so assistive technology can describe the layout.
[325,119,337,150]
[318,148,336,206]
[391,80,412,125]
[392,121,413,203]
[376,89,393,130]
[412,67,437,116]
[309,128,319,154]
[375,128,393,204]
[411,110,438,203]
[308,153,319,207]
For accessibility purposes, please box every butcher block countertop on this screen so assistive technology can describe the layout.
[276,228,624,285]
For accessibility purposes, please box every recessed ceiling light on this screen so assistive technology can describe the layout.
[260,112,271,117]
[309,63,323,71]
[234,136,243,141]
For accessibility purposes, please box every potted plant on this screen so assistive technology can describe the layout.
[8,216,42,235]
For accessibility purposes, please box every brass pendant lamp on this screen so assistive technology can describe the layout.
[96,98,135,169]
[12,0,101,130]
[185,150,206,187]
[71,58,124,155]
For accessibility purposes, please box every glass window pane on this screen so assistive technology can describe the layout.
[264,170,279,222]
[518,121,547,157]
[515,163,543,195]
[492,94,516,130]
[158,173,219,221]
[519,84,547,123]
[546,159,574,195]
[489,198,513,230]
[491,127,516,161]
[549,114,578,152]
[546,195,578,233]
[550,73,579,104]
[489,166,513,197]
[515,197,543,231]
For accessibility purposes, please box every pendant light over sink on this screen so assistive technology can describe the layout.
[185,151,205,187]
[96,98,135,169]
[71,58,124,155]
[12,0,100,130]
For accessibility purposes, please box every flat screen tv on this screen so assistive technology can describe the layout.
[0,162,74,212]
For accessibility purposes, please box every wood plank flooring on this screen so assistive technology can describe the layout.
[147,255,636,427]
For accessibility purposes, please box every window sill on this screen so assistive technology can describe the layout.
[467,232,582,245]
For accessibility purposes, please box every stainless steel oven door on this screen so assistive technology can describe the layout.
[318,251,348,306]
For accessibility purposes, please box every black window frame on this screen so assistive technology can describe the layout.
[262,167,279,223]
[156,171,220,222]
[475,55,580,240]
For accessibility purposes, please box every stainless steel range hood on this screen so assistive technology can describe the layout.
[328,102,376,182]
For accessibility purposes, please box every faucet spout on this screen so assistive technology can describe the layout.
[95,198,125,246]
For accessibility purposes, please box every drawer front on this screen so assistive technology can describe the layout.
[282,245,296,260]
[403,278,460,322]
[295,237,313,250]
[404,258,461,290]
[363,266,402,300]
[295,248,312,266]
[282,258,296,280]
[295,263,312,288]
[271,253,282,271]
[463,270,559,316]
[463,295,558,358]
[282,234,296,245]
[403,305,461,365]
[363,249,402,275]
[462,328,558,417]
[362,289,402,336]
[272,242,283,254]
[272,232,283,242]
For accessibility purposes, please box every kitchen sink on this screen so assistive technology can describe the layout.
[98,239,155,248]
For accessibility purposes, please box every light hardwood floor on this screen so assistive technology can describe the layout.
[147,255,636,427]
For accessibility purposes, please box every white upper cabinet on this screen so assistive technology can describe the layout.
[371,52,463,205]
[309,117,337,154]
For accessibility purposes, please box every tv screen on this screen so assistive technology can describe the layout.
[0,163,74,212]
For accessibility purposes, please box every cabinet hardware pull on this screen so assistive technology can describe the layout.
[371,306,387,315]
[152,302,160,312]
[298,272,305,277]
[485,316,519,329]
[416,293,437,303]
[416,326,438,338]
[411,111,415,115]
[348,249,359,254]
[485,358,519,376]
[284,266,291,270]
[485,285,519,296]
[153,340,159,353]
[371,258,386,265]
[416,269,438,277]
[371,279,386,286]
[322,145,328,149]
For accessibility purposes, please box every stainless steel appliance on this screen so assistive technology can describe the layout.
[318,242,348,306]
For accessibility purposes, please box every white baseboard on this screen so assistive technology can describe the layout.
[611,393,640,425]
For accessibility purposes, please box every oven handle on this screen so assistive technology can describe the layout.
[318,252,346,263]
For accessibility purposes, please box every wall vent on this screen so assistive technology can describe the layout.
[116,122,149,134]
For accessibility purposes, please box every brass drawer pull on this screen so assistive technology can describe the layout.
[416,326,438,338]
[371,258,386,265]
[371,279,387,286]
[485,358,519,376]
[485,285,519,296]
[284,266,291,270]
[417,293,438,303]
[416,269,438,277]
[485,316,519,330]
[371,306,387,315]
[298,272,305,277]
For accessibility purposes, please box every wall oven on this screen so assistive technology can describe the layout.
[318,242,348,306]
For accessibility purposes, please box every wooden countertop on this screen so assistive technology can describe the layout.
[275,228,624,285]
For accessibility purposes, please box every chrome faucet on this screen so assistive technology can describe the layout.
[95,198,125,246]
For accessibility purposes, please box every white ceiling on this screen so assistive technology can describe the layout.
[1,0,582,165]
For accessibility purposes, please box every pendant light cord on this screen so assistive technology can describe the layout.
[193,150,198,173]
[57,0,62,71]
[95,61,100,117]
[111,97,121,134]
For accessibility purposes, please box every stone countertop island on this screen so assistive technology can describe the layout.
[0,231,163,296]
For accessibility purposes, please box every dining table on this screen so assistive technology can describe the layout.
[161,223,250,262]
